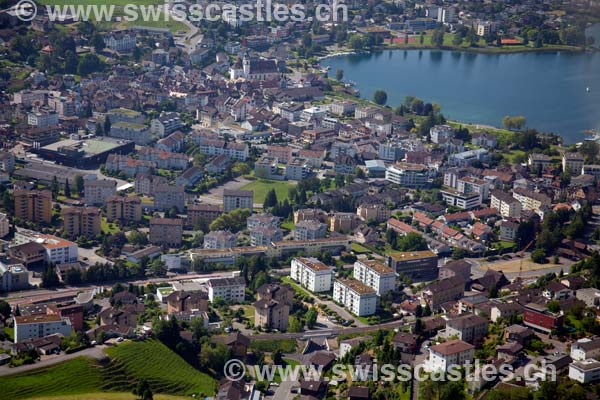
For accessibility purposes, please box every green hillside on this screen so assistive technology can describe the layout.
[0,340,216,400]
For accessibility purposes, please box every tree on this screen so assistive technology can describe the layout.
[41,266,60,288]
[263,188,278,209]
[64,179,71,198]
[77,53,105,76]
[51,176,59,195]
[133,379,153,400]
[0,300,11,320]
[396,232,428,252]
[305,308,318,329]
[91,32,105,51]
[104,116,111,134]
[432,28,445,47]
[335,69,344,81]
[373,89,388,105]
[547,300,560,313]
[502,115,527,131]
[74,175,84,195]
[531,248,547,264]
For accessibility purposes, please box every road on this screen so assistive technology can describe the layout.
[0,345,107,377]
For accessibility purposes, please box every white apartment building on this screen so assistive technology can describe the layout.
[427,340,475,372]
[430,125,455,144]
[569,360,600,384]
[84,178,117,206]
[290,257,334,293]
[37,234,78,264]
[27,111,58,128]
[14,315,72,343]
[207,276,246,303]
[385,163,428,187]
[563,153,584,175]
[203,230,237,249]
[353,260,396,296]
[333,278,377,317]
[223,190,254,212]
[490,190,522,219]
[571,338,600,361]
[440,189,482,210]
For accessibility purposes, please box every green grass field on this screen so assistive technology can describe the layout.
[249,338,297,353]
[0,340,216,400]
[104,340,215,396]
[240,179,296,204]
[101,217,120,235]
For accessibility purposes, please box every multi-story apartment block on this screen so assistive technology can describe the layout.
[109,122,151,145]
[203,230,237,249]
[427,340,474,372]
[357,203,391,223]
[248,226,283,246]
[430,125,455,144]
[14,189,52,224]
[149,218,183,247]
[569,360,600,384]
[294,220,327,241]
[84,178,116,206]
[134,174,167,195]
[563,152,584,175]
[457,176,490,200]
[247,213,280,230]
[0,151,15,173]
[150,113,182,138]
[512,187,551,214]
[186,204,223,228]
[0,263,29,292]
[223,190,254,212]
[353,260,396,296]
[138,147,189,170]
[14,314,72,343]
[445,313,488,344]
[207,276,246,302]
[386,250,438,282]
[105,196,142,222]
[254,283,293,332]
[385,163,428,187]
[440,188,482,210]
[330,212,361,233]
[333,278,377,317]
[528,153,552,171]
[61,207,101,239]
[154,184,185,212]
[285,158,310,180]
[27,110,58,128]
[194,137,249,161]
[290,257,334,293]
[490,190,522,219]
[421,277,465,310]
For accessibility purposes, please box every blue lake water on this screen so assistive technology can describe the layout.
[322,49,600,144]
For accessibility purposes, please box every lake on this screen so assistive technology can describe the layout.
[321,49,600,144]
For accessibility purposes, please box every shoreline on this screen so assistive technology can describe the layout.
[319,44,590,61]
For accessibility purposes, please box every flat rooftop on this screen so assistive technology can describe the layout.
[388,250,437,261]
[41,137,129,156]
